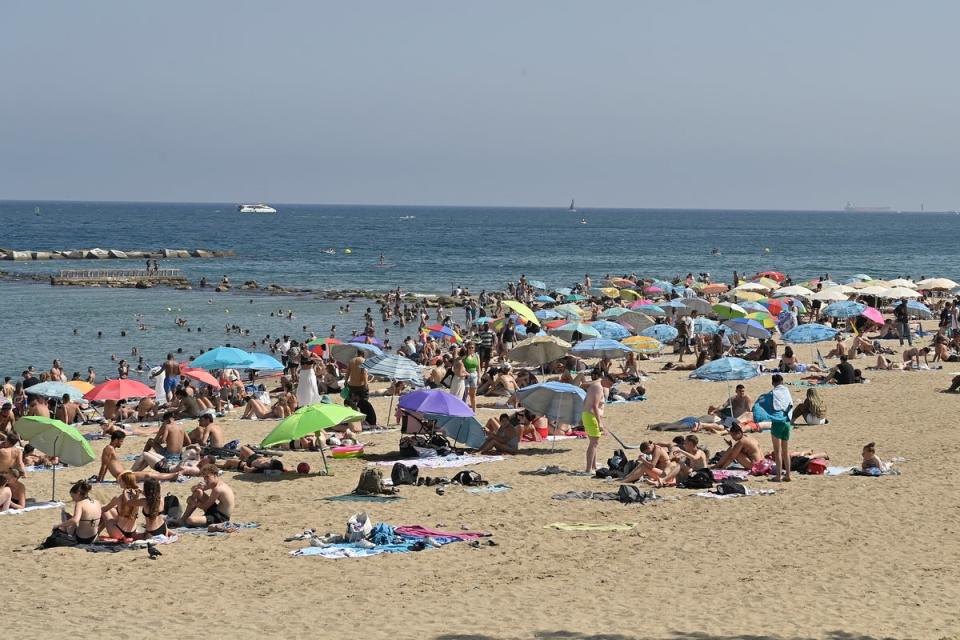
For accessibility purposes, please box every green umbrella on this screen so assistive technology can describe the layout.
[259,404,365,474]
[14,416,96,500]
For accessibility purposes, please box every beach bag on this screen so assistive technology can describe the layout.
[345,512,372,542]
[715,477,746,495]
[355,467,393,495]
[390,463,419,486]
[617,484,648,504]
[685,468,714,489]
[452,470,487,486]
[38,528,78,549]
[607,449,627,473]
[750,458,776,476]
[163,494,183,521]
[804,458,827,475]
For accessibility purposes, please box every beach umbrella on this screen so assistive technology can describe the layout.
[739,301,769,313]
[564,294,587,302]
[662,299,690,310]
[84,378,154,401]
[67,380,94,393]
[25,381,87,402]
[534,295,556,303]
[682,298,714,314]
[424,324,462,343]
[689,357,760,382]
[619,311,656,332]
[643,285,664,295]
[619,289,643,301]
[857,285,888,296]
[782,323,838,344]
[759,298,784,316]
[550,322,601,342]
[882,287,921,299]
[622,335,662,354]
[260,404,365,473]
[887,278,917,289]
[189,346,255,370]
[723,318,771,340]
[701,283,729,296]
[822,300,866,319]
[692,317,721,335]
[861,306,884,324]
[362,354,424,386]
[14,416,96,499]
[430,414,487,450]
[330,343,383,365]
[473,316,498,325]
[735,282,771,292]
[608,277,634,288]
[246,352,285,370]
[554,303,587,320]
[639,324,679,342]
[399,389,473,417]
[588,320,631,340]
[745,312,776,329]
[733,290,764,302]
[349,336,385,347]
[849,273,872,282]
[713,302,747,319]
[534,309,561,321]
[555,287,572,296]
[508,335,571,366]
[773,285,814,298]
[753,277,781,289]
[757,271,786,282]
[570,338,633,359]
[307,338,341,356]
[811,288,851,302]
[528,279,547,290]
[599,287,620,298]
[635,304,665,315]
[906,301,933,318]
[516,382,586,425]
[599,307,631,320]
[180,368,221,389]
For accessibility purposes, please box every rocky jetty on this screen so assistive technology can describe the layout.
[0,248,233,261]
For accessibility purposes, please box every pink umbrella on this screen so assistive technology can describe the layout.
[628,299,654,309]
[643,286,663,294]
[861,306,884,324]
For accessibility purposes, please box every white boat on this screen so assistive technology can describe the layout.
[238,203,277,214]
[569,199,576,213]
[580,217,587,225]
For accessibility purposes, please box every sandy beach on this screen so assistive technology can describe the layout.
[5,338,959,640]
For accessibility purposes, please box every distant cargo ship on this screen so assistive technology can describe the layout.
[844,202,893,213]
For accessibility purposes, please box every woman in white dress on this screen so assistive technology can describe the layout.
[296,355,324,407]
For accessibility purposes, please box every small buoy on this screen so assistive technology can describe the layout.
[344,248,352,254]
[763,247,771,253]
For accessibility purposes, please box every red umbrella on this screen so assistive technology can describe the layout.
[308,338,341,355]
[762,298,784,316]
[181,367,221,389]
[757,271,786,282]
[84,378,155,401]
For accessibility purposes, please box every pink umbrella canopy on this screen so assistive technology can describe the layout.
[861,306,884,324]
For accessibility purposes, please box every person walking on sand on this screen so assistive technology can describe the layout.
[582,368,606,473]
[894,298,912,347]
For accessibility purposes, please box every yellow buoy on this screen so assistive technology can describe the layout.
[344,248,352,254]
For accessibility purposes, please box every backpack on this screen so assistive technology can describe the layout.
[804,458,827,475]
[617,484,648,504]
[607,449,627,472]
[715,477,747,495]
[390,463,419,486]
[163,494,183,521]
[356,467,396,495]
[684,468,714,490]
[451,470,487,486]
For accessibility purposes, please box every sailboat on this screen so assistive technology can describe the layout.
[569,199,576,213]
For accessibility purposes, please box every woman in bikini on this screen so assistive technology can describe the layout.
[55,480,102,544]
[100,471,142,539]
[139,477,167,538]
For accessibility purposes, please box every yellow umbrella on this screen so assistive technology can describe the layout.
[67,380,94,393]
[622,336,662,354]
[599,287,620,298]
[746,312,775,329]
[619,289,642,301]
[733,290,764,302]
[502,300,539,326]
[755,277,779,289]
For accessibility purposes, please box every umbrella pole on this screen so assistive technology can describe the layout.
[51,434,60,502]
[318,432,330,476]
[387,394,395,427]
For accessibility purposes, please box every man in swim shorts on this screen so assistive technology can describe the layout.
[582,368,606,473]
[176,463,235,527]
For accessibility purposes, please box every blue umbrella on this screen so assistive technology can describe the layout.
[570,338,634,359]
[822,301,866,319]
[534,309,561,321]
[564,294,587,302]
[723,318,772,340]
[739,301,769,313]
[534,295,556,303]
[473,316,497,325]
[555,287,573,296]
[25,381,87,402]
[246,352,285,370]
[692,317,720,335]
[399,389,473,417]
[663,299,688,308]
[689,357,760,382]
[599,307,630,319]
[906,300,933,318]
[550,322,601,342]
[636,304,666,315]
[516,382,586,424]
[782,323,838,344]
[528,279,548,290]
[190,346,255,371]
[361,353,424,385]
[588,320,631,340]
[329,342,383,365]
[430,414,487,449]
[639,324,679,342]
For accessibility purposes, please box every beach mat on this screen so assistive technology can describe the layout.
[324,494,403,503]
[170,522,260,536]
[1,501,64,516]
[465,483,512,494]
[374,454,504,470]
[694,489,776,499]
[544,522,635,532]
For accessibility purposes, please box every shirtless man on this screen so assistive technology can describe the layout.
[176,464,235,528]
[707,385,753,422]
[0,434,26,479]
[141,412,188,464]
[713,423,763,470]
[158,353,181,401]
[582,369,606,473]
[26,396,50,418]
[55,393,82,425]
[621,440,674,485]
[346,354,369,404]
[96,432,180,483]
[187,412,225,450]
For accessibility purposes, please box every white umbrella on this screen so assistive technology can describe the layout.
[773,285,814,298]
[681,298,714,314]
[734,282,771,292]
[916,278,959,290]
[858,285,889,296]
[882,287,921,299]
[811,288,850,302]
[887,278,917,289]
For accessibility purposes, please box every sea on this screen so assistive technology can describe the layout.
[1,200,958,382]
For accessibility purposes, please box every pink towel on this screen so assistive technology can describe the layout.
[394,525,490,540]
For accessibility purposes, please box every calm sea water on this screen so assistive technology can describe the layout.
[2,200,958,380]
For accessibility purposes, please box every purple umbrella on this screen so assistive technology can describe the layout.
[398,389,474,417]
[349,336,384,348]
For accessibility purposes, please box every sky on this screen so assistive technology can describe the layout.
[2,1,959,210]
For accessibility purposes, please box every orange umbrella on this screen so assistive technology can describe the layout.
[67,380,94,393]
[701,283,729,295]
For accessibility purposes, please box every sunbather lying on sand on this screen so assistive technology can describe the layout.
[218,445,297,473]
[648,415,727,434]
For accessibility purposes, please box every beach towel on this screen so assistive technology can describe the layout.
[711,469,749,481]
[465,483,512,494]
[545,434,582,442]
[324,494,403,503]
[0,500,64,516]
[826,466,855,476]
[290,538,448,559]
[787,380,833,389]
[544,522,636,532]
[23,464,68,473]
[694,488,776,499]
[76,533,180,553]
[551,490,656,503]
[374,454,504,470]
[394,526,490,540]
[170,522,260,536]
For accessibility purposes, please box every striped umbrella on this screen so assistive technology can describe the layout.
[361,354,424,386]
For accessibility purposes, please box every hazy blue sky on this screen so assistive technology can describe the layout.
[2,2,959,209]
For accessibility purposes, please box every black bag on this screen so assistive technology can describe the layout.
[715,477,746,495]
[617,484,648,504]
[618,459,639,478]
[39,528,78,549]
[607,449,627,472]
[163,494,183,521]
[595,467,612,479]
[790,455,811,473]
[684,468,714,489]
[451,470,487,486]
[391,462,419,486]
